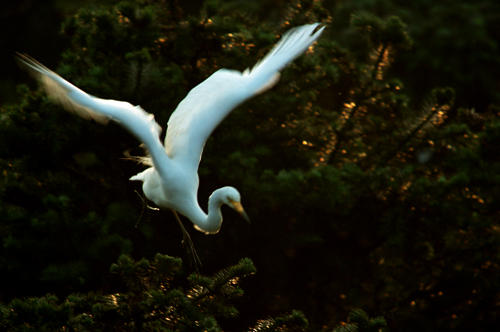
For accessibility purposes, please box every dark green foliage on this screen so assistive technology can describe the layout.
[333,309,387,332]
[0,294,71,332]
[0,255,258,331]
[350,12,412,51]
[2,0,500,331]
[251,310,309,332]
[329,0,500,110]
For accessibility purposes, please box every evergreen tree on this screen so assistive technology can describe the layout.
[0,253,386,331]
[1,0,500,331]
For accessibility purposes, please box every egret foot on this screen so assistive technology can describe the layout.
[172,210,202,272]
[135,190,159,227]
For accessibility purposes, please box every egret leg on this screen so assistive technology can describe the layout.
[172,210,202,272]
[134,190,159,227]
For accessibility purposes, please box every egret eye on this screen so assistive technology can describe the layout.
[227,196,233,203]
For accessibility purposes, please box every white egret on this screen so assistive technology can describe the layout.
[17,23,324,267]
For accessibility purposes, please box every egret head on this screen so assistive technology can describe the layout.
[221,187,250,223]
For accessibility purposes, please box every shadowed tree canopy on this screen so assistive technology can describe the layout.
[1,0,500,331]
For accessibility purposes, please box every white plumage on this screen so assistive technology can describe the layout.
[17,23,324,240]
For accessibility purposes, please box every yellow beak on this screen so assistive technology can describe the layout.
[232,201,250,223]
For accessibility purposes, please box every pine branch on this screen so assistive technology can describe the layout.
[110,254,151,294]
[326,85,392,165]
[379,98,449,166]
[371,43,389,81]
[250,310,308,332]
[189,258,256,304]
[333,309,387,332]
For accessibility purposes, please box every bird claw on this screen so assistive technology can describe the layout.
[135,190,158,227]
[181,233,203,272]
[173,210,202,272]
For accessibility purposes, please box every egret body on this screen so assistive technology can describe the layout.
[17,23,324,265]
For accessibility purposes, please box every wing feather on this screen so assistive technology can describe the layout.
[164,23,324,171]
[16,53,169,173]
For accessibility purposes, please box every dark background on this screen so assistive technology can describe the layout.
[1,0,500,331]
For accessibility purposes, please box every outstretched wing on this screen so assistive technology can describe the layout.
[164,23,324,171]
[16,54,169,173]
